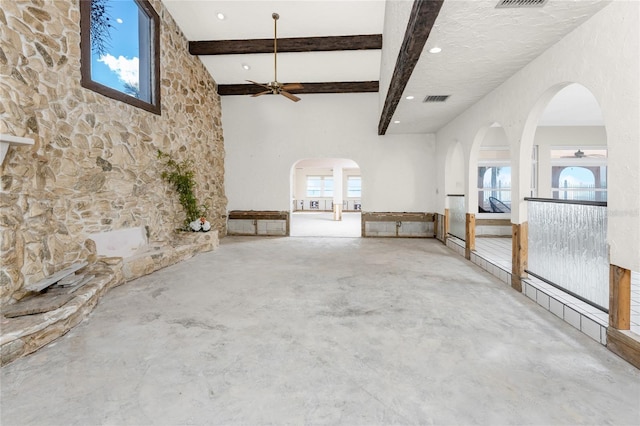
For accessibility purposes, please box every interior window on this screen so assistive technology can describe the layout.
[80,0,160,114]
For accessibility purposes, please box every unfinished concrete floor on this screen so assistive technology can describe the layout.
[1,237,639,425]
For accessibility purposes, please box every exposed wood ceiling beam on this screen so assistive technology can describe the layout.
[217,81,379,96]
[378,0,444,135]
[190,34,382,55]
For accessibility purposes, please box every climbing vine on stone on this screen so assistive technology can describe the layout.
[157,150,207,229]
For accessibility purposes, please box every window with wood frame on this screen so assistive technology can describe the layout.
[80,0,160,114]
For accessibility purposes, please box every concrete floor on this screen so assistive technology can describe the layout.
[1,237,639,425]
[290,211,361,237]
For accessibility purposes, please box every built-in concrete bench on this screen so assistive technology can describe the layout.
[227,211,289,236]
[362,212,435,238]
[1,227,218,366]
[90,226,218,281]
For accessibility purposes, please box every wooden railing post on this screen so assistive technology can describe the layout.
[511,222,528,292]
[465,213,475,259]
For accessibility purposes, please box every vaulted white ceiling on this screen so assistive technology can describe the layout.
[161,0,609,135]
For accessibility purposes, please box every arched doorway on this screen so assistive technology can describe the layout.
[289,158,361,237]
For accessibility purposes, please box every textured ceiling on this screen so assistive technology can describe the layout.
[161,0,609,135]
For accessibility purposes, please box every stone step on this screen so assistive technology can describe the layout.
[2,293,75,318]
[52,275,95,294]
[23,262,88,293]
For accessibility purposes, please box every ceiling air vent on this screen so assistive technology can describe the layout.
[423,95,450,103]
[496,0,548,8]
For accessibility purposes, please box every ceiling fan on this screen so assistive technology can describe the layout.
[247,13,303,102]
[560,149,607,159]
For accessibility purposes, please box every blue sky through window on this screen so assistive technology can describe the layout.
[91,0,140,95]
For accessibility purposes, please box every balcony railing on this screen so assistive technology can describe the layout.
[525,198,608,312]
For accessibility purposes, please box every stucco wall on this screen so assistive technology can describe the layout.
[0,0,227,305]
[222,93,436,214]
[434,1,639,271]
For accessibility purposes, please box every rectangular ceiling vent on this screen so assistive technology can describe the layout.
[496,0,548,8]
[423,95,450,103]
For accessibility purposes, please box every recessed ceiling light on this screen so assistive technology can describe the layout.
[429,47,442,54]
[394,120,401,124]
[217,12,225,20]
[406,95,415,100]
[242,63,250,70]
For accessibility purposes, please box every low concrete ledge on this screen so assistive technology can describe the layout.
[362,212,435,238]
[122,230,218,280]
[227,210,289,236]
[1,230,218,366]
[1,260,124,366]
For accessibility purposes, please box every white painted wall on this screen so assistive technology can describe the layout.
[223,93,436,213]
[435,1,639,271]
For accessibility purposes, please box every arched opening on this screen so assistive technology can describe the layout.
[289,158,361,237]
[519,82,611,312]
[535,83,607,201]
[476,124,511,215]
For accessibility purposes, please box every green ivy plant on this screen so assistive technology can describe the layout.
[157,150,207,229]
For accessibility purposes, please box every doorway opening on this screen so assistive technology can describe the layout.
[290,158,361,237]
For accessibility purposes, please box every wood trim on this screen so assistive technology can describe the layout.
[217,81,379,96]
[609,264,631,330]
[228,210,289,221]
[361,212,434,222]
[511,223,528,292]
[190,34,382,55]
[465,213,475,259]
[476,219,511,226]
[607,328,640,369]
[378,0,444,135]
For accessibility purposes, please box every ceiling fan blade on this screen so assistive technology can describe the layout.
[246,80,272,90]
[251,90,272,97]
[280,90,301,102]
[281,83,303,91]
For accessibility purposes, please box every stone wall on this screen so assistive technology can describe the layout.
[0,0,227,306]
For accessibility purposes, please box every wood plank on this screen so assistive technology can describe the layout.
[476,219,511,226]
[378,0,444,135]
[511,223,528,292]
[361,212,434,222]
[465,213,475,259]
[190,34,382,55]
[228,210,289,221]
[609,264,631,330]
[607,328,640,369]
[217,81,379,96]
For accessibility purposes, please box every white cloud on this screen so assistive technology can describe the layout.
[98,54,139,88]
[116,18,123,24]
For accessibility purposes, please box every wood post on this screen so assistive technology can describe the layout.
[444,208,450,242]
[609,264,631,330]
[465,213,475,259]
[606,265,640,369]
[511,222,528,292]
